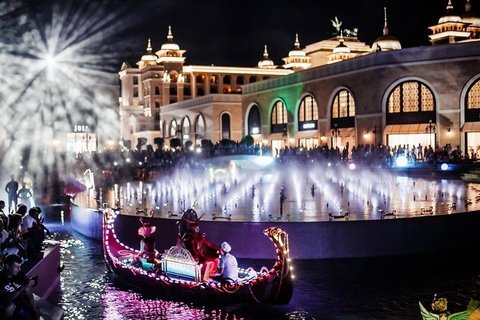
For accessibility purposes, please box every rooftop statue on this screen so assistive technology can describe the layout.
[343,28,358,37]
[331,16,358,37]
[331,16,342,35]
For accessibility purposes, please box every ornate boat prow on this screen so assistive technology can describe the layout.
[248,227,294,304]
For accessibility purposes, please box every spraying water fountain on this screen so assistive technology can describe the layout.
[94,156,480,223]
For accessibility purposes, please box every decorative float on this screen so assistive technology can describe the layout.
[419,295,480,320]
[102,209,294,304]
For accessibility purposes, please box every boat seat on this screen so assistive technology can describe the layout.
[160,245,201,282]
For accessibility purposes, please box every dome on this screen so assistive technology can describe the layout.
[439,0,462,23]
[161,26,180,51]
[258,45,275,68]
[372,8,402,51]
[333,42,350,54]
[461,0,480,27]
[462,15,480,27]
[333,34,350,54]
[372,35,402,51]
[141,39,158,61]
[439,14,463,23]
[288,34,306,57]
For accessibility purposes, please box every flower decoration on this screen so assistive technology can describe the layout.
[432,295,448,314]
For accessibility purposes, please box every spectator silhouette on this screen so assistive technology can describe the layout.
[5,175,19,214]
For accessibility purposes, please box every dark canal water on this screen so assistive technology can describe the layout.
[42,207,480,320]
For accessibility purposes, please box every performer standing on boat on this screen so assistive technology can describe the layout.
[137,211,156,263]
[184,222,220,282]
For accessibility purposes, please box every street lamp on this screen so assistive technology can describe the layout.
[331,124,340,148]
[425,120,436,147]
[373,125,377,146]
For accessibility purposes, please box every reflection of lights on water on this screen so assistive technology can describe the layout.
[349,163,356,170]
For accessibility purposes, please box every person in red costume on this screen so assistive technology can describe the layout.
[138,215,157,263]
[184,222,220,282]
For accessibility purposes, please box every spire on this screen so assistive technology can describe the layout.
[446,0,454,11]
[294,33,300,48]
[339,30,344,43]
[167,25,173,41]
[383,7,390,36]
[466,0,472,12]
[263,45,269,58]
[146,38,153,53]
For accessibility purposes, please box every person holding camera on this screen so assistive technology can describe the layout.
[0,254,39,320]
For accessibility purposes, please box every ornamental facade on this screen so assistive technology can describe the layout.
[119,1,480,156]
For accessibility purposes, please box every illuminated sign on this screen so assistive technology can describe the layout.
[74,125,89,132]
[302,123,316,129]
[252,127,259,134]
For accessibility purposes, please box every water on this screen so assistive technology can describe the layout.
[85,162,480,222]
[43,207,480,320]
[42,160,480,319]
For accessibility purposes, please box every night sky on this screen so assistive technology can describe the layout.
[114,0,469,68]
[4,0,478,70]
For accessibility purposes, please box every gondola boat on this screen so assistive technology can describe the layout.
[102,209,294,304]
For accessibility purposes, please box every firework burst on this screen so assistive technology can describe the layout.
[0,0,146,179]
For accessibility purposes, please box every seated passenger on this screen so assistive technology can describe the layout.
[217,242,238,281]
[183,223,220,282]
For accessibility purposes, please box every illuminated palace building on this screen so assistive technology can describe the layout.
[119,1,480,156]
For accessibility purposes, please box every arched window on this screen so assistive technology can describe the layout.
[195,114,205,134]
[298,95,318,131]
[331,89,355,128]
[169,119,177,137]
[388,82,434,113]
[332,90,355,118]
[248,104,262,135]
[194,114,205,142]
[221,113,231,140]
[386,80,435,124]
[182,117,190,135]
[271,100,288,133]
[272,100,287,125]
[465,78,480,122]
[467,79,480,110]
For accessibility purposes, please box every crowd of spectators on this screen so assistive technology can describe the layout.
[0,184,49,319]
[71,139,471,183]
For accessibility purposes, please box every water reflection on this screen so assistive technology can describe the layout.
[44,207,480,320]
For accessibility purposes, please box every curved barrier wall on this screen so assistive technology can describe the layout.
[71,202,480,259]
[70,201,102,240]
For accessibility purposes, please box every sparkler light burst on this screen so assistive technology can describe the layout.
[0,0,144,178]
